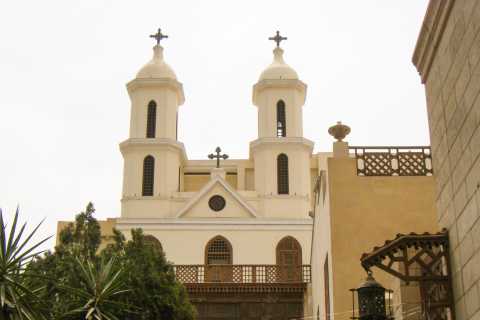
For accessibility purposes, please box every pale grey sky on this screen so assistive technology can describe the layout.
[0,0,430,248]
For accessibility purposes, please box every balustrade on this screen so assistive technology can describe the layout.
[174,264,311,284]
[349,146,433,176]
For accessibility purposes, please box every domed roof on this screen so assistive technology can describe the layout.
[136,45,177,80]
[259,47,298,81]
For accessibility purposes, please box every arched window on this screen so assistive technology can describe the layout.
[144,235,163,252]
[277,100,286,137]
[277,153,289,194]
[146,100,156,138]
[142,155,155,196]
[205,236,232,265]
[276,236,302,282]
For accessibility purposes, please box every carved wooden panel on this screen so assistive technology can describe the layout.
[174,264,311,284]
[350,146,433,176]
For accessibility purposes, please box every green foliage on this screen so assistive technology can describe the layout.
[28,203,196,320]
[27,203,105,318]
[59,202,101,259]
[64,257,129,320]
[102,228,196,320]
[0,208,50,319]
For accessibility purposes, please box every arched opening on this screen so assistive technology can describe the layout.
[277,153,289,195]
[205,235,233,282]
[146,100,156,138]
[205,236,232,265]
[277,100,286,137]
[142,155,155,196]
[144,235,163,252]
[276,236,302,281]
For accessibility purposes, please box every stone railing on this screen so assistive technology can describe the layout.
[349,146,433,176]
[174,264,311,284]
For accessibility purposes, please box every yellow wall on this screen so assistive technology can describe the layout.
[313,157,438,320]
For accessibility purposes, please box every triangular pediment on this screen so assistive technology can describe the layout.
[176,177,257,218]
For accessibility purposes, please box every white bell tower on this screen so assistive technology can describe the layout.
[120,29,186,218]
[250,32,313,217]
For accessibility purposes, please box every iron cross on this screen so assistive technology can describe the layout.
[208,147,229,168]
[150,28,168,45]
[269,30,287,47]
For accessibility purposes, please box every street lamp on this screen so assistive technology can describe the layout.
[350,271,393,320]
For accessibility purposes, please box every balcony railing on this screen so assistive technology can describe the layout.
[349,146,433,176]
[174,264,311,284]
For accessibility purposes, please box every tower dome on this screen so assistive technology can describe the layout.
[259,47,298,81]
[136,45,177,80]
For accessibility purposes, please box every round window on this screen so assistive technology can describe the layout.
[208,195,226,212]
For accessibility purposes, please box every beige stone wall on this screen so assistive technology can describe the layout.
[320,157,438,320]
[413,1,480,319]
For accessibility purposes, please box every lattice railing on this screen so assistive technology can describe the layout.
[349,146,433,176]
[174,265,311,284]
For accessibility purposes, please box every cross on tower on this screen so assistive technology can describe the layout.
[269,30,287,47]
[150,28,168,45]
[208,147,229,168]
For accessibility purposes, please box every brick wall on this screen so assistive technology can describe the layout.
[413,0,480,319]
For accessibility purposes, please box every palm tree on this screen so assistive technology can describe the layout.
[0,208,50,319]
[64,257,129,320]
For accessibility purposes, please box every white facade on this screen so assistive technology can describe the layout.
[117,42,322,266]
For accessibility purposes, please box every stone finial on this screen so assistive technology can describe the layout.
[328,121,351,142]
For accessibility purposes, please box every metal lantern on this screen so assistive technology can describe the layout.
[350,271,393,320]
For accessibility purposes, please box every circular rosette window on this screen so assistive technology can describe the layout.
[208,195,226,212]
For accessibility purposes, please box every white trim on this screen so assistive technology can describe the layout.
[116,218,313,231]
[174,175,258,218]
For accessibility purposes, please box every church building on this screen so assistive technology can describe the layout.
[58,28,446,320]
[117,29,318,320]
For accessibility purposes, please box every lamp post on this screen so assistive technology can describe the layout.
[350,271,393,320]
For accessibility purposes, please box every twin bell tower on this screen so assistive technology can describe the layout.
[120,28,313,219]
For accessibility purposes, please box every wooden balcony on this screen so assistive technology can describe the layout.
[174,264,311,284]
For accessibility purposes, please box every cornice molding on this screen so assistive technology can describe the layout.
[119,138,187,160]
[115,218,313,231]
[412,0,455,84]
[249,137,314,154]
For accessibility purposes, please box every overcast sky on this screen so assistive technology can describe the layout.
[0,0,430,249]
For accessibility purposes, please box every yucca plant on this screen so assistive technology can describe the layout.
[0,208,50,319]
[64,257,129,320]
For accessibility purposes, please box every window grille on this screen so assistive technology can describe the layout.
[276,236,302,282]
[277,153,289,194]
[277,100,286,137]
[146,100,156,138]
[276,236,302,262]
[206,236,232,265]
[142,155,155,196]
